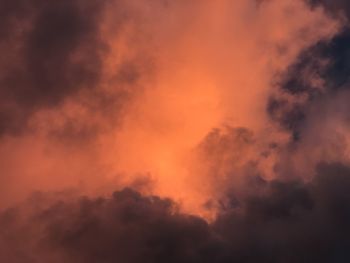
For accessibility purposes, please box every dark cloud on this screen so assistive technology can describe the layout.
[215,162,350,262]
[0,189,222,263]
[0,0,108,135]
[311,0,350,18]
[1,162,350,263]
[267,96,306,141]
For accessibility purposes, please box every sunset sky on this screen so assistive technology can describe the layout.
[1,0,350,262]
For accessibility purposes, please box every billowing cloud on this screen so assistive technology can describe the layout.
[1,0,350,262]
[2,162,350,263]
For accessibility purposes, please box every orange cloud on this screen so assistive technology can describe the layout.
[0,0,342,219]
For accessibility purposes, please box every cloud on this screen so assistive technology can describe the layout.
[1,162,350,263]
[0,0,110,135]
[1,1,350,261]
[0,0,344,217]
[312,0,350,18]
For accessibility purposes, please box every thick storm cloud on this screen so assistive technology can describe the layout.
[1,162,350,263]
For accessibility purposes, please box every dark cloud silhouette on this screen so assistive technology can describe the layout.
[215,162,350,262]
[0,0,108,135]
[1,162,350,263]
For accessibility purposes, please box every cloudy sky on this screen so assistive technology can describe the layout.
[1,0,350,262]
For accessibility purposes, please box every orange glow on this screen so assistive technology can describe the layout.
[0,0,341,219]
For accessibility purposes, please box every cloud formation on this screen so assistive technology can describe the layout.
[2,162,350,263]
[0,0,110,134]
[1,0,350,262]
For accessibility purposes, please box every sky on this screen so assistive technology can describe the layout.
[1,0,350,262]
